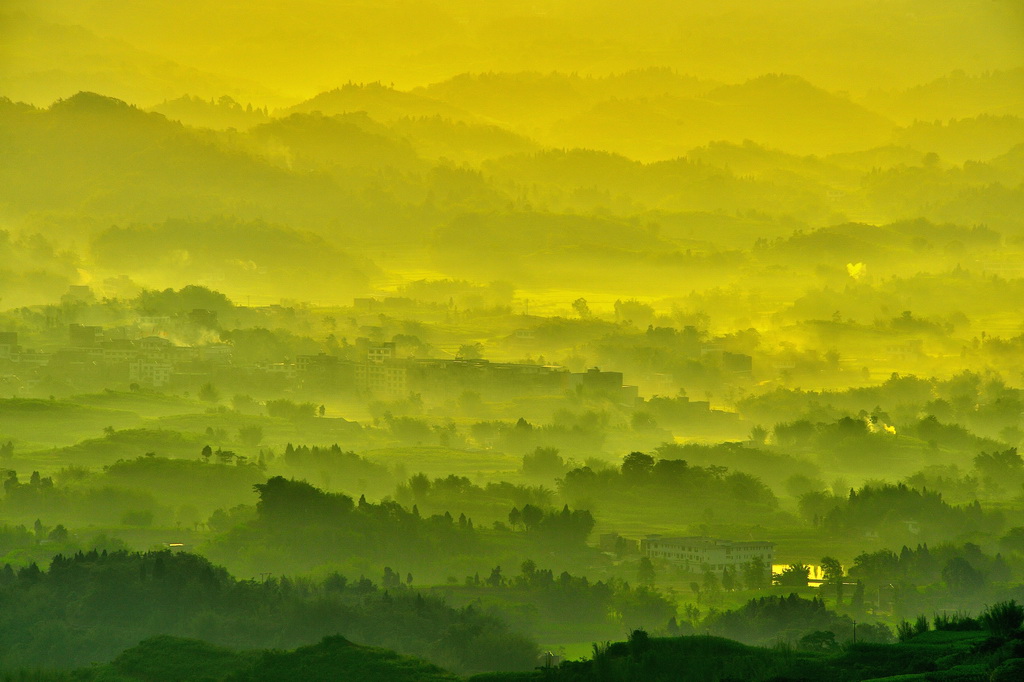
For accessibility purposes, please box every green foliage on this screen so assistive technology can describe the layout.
[0,549,537,674]
[281,443,390,492]
[774,563,810,587]
[101,454,266,514]
[253,476,355,524]
[1,469,167,528]
[544,634,833,682]
[979,600,1024,637]
[932,612,980,631]
[198,383,221,403]
[559,451,777,523]
[397,474,552,525]
[54,429,208,465]
[230,635,459,681]
[520,447,565,479]
[447,560,677,639]
[702,593,889,647]
[264,399,316,421]
[206,476,594,583]
[821,483,998,541]
[136,286,234,316]
[106,636,252,682]
[637,557,655,587]
[941,557,985,594]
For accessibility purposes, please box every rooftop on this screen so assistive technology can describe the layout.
[645,535,774,549]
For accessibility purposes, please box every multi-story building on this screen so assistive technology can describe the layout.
[128,359,174,387]
[356,360,409,397]
[640,535,774,576]
[569,367,639,404]
[354,343,573,400]
[69,324,103,348]
[0,332,18,360]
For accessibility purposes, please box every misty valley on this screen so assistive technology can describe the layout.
[2,1,1024,680]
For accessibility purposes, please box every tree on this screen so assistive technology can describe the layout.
[521,447,564,478]
[1000,526,1024,553]
[942,557,984,594]
[457,343,484,360]
[507,506,522,530]
[721,566,736,591]
[820,556,844,604]
[201,445,213,461]
[637,557,655,587]
[486,565,504,587]
[238,425,264,448]
[980,600,1024,637]
[254,476,354,523]
[743,556,770,590]
[572,297,591,319]
[630,411,657,431]
[799,630,837,651]
[382,566,401,589]
[621,451,655,482]
[628,628,651,657]
[851,580,865,612]
[701,569,720,602]
[520,504,543,530]
[849,550,899,584]
[48,524,68,543]
[775,563,810,587]
[409,473,430,501]
[198,383,220,403]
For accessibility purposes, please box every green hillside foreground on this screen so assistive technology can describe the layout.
[469,628,1022,682]
[13,626,1022,682]
[19,635,460,681]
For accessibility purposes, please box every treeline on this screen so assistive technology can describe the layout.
[799,483,1001,543]
[280,443,393,495]
[47,634,460,682]
[740,371,1022,449]
[0,454,266,528]
[395,473,553,520]
[202,476,598,582]
[559,451,777,520]
[1,469,166,528]
[703,594,892,647]
[468,417,607,455]
[435,560,676,643]
[0,549,537,674]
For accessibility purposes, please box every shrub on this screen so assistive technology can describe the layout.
[980,600,1024,638]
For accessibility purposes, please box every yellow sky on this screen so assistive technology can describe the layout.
[3,0,1022,106]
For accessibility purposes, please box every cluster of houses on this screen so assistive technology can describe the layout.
[0,327,643,406]
[0,326,233,390]
[353,342,639,403]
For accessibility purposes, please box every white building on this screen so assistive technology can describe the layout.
[640,535,774,575]
[129,359,173,387]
